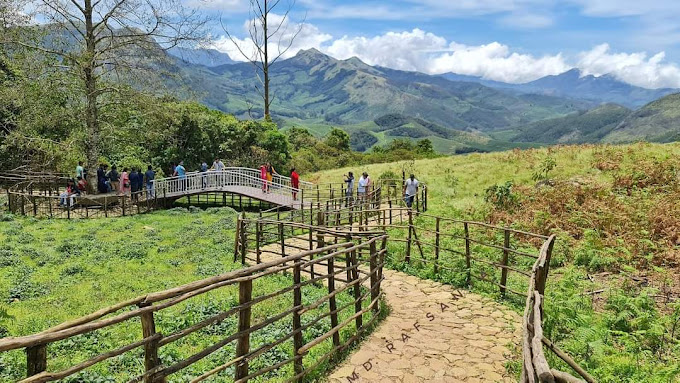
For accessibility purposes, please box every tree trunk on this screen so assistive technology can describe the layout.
[83,0,101,192]
[263,1,270,121]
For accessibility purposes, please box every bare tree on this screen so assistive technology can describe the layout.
[224,0,304,121]
[1,0,207,190]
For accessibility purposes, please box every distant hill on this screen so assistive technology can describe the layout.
[512,104,632,144]
[603,93,680,143]
[174,48,588,134]
[441,69,677,109]
[168,47,235,67]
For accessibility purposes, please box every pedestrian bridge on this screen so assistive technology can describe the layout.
[5,167,345,218]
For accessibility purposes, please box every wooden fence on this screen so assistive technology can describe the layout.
[246,196,596,383]
[0,227,387,382]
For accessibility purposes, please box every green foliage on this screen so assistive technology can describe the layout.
[532,155,557,181]
[324,128,350,151]
[484,181,518,210]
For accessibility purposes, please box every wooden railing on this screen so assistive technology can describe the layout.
[0,224,387,382]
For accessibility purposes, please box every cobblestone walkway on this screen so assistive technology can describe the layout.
[254,234,521,382]
[326,269,521,383]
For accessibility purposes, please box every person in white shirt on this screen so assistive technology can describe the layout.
[403,174,419,208]
[211,158,225,187]
[357,173,368,200]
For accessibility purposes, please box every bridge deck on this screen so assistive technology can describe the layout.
[163,185,305,209]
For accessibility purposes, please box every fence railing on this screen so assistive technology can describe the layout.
[0,226,387,382]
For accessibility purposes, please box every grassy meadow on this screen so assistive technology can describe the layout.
[311,142,680,382]
[0,207,374,382]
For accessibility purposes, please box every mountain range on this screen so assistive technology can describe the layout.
[164,47,680,153]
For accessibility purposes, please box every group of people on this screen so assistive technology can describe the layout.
[96,164,156,197]
[343,171,419,208]
[58,164,89,207]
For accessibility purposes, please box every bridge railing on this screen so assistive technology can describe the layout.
[152,168,313,199]
[0,225,387,382]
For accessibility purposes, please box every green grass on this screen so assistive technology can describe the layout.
[0,208,380,382]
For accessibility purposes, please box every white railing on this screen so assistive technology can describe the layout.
[152,168,313,201]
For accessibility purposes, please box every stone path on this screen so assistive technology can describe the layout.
[253,224,522,383]
[326,270,521,382]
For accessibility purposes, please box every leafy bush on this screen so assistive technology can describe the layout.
[484,181,518,210]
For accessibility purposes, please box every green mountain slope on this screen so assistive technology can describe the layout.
[174,49,590,133]
[511,104,631,144]
[603,93,680,143]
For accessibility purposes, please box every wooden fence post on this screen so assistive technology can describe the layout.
[434,217,441,274]
[500,229,510,297]
[351,246,363,331]
[292,258,304,378]
[388,199,392,225]
[104,196,108,218]
[369,241,379,314]
[235,279,253,381]
[406,210,413,263]
[279,222,286,259]
[464,222,471,286]
[255,220,262,264]
[139,303,163,383]
[326,248,340,347]
[233,214,241,262]
[240,218,247,265]
[121,195,126,216]
[26,344,47,377]
[536,236,556,296]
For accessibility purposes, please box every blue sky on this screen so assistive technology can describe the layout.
[191,0,680,88]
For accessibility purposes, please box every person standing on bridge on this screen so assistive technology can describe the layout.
[145,165,155,199]
[76,161,84,180]
[357,172,368,201]
[129,168,139,199]
[200,161,208,189]
[290,167,299,201]
[175,161,187,191]
[260,163,268,193]
[211,158,225,188]
[266,162,276,192]
[403,174,419,209]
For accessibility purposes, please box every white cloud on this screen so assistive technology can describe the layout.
[212,14,332,62]
[212,22,680,88]
[577,44,680,88]
[323,29,569,83]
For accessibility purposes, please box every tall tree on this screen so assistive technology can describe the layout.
[224,0,303,121]
[1,0,207,189]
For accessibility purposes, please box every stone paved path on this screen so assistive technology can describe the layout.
[254,229,522,382]
[326,269,521,383]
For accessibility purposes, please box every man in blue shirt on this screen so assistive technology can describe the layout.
[175,161,186,191]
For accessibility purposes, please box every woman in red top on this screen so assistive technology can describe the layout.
[290,168,299,201]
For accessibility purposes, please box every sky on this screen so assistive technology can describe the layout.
[188,0,680,89]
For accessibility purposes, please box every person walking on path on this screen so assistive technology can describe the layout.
[120,168,130,196]
[403,173,419,209]
[175,161,186,191]
[108,166,120,193]
[260,163,268,193]
[145,165,155,199]
[344,172,354,206]
[76,161,84,179]
[290,167,299,201]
